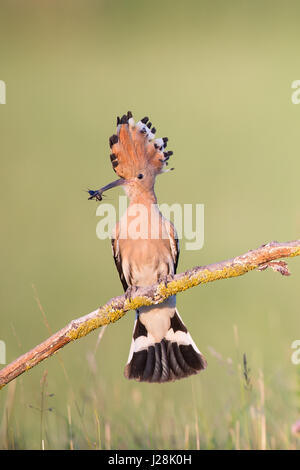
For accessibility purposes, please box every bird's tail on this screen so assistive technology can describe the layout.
[124,309,207,383]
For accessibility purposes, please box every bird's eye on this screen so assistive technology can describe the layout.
[137,173,144,179]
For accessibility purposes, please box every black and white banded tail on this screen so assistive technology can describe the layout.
[124,309,207,383]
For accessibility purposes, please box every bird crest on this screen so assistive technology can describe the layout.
[108,111,173,179]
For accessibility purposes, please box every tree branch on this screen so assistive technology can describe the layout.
[1,240,299,390]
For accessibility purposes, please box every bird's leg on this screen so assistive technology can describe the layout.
[125,285,139,302]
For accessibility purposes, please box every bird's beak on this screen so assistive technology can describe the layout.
[88,178,126,201]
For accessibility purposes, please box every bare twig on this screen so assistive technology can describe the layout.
[0,240,299,390]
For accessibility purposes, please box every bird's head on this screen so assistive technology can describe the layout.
[88,111,174,202]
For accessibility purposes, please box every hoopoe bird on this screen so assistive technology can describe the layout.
[89,112,207,383]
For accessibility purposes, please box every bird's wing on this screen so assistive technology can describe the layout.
[163,217,180,274]
[111,236,128,292]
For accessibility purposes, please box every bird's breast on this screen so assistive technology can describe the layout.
[118,238,174,286]
[115,207,175,287]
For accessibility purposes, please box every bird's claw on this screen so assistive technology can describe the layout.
[158,274,174,288]
[125,285,139,302]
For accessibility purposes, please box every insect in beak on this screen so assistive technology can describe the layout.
[88,178,126,201]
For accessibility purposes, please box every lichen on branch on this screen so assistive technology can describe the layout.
[0,239,299,391]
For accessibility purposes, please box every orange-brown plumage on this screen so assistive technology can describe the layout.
[109,112,172,180]
[88,112,206,383]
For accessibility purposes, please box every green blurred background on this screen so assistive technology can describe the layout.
[0,0,299,449]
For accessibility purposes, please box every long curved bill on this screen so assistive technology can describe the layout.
[88,178,126,201]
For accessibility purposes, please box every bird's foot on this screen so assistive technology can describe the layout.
[158,274,174,288]
[125,285,139,302]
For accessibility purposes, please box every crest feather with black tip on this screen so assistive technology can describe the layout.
[108,111,173,178]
